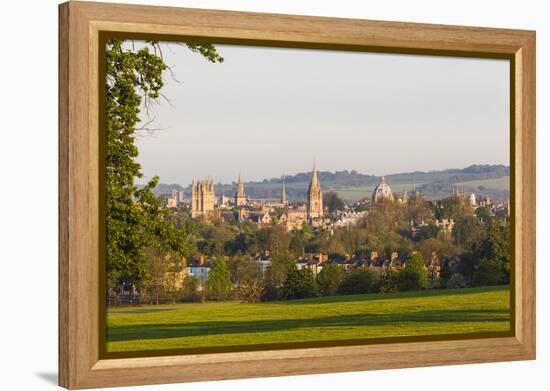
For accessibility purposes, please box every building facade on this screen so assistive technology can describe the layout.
[191,179,216,219]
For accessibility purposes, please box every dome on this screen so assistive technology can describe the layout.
[372,177,394,203]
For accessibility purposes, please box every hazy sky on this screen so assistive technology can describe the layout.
[133,43,509,186]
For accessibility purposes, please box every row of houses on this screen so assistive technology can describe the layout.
[186,250,450,289]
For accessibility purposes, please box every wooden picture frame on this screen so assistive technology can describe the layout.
[59,1,536,389]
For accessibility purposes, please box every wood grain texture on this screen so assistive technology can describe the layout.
[58,1,536,389]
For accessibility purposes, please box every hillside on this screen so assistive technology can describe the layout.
[148,164,510,202]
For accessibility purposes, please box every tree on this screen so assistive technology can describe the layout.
[475,206,492,221]
[206,258,233,300]
[317,263,345,296]
[397,252,428,291]
[452,216,484,250]
[324,191,345,213]
[461,219,510,285]
[282,268,319,299]
[255,225,291,255]
[435,196,469,220]
[266,252,295,287]
[416,237,458,264]
[407,192,432,224]
[472,258,505,286]
[224,232,252,255]
[182,275,202,302]
[338,268,378,295]
[415,223,441,241]
[105,39,223,290]
[227,255,260,286]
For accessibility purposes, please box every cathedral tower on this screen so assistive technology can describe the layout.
[234,172,247,207]
[307,160,323,220]
[191,179,216,219]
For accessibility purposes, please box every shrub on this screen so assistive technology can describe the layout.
[473,258,504,286]
[446,273,466,289]
[283,268,319,299]
[339,268,378,295]
[317,264,345,296]
[379,269,400,293]
[397,252,428,291]
[240,280,264,303]
[181,276,203,302]
[261,282,282,301]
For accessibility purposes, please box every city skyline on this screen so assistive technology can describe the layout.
[138,162,510,188]
[133,43,510,185]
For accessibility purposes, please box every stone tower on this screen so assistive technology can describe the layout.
[191,179,216,218]
[281,176,287,205]
[307,160,323,220]
[234,172,247,207]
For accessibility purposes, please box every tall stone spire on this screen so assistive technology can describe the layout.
[309,159,319,189]
[234,171,246,207]
[281,176,287,205]
[307,160,323,221]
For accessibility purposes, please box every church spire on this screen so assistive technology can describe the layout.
[309,159,319,189]
[307,159,323,221]
[235,170,246,207]
[281,176,287,205]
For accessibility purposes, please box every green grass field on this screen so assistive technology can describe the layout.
[455,176,510,191]
[332,183,419,202]
[106,286,510,353]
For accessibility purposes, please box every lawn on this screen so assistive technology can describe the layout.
[106,285,510,353]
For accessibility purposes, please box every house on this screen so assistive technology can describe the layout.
[185,259,211,289]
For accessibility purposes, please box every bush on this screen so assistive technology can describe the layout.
[379,269,400,293]
[261,282,282,301]
[473,258,505,286]
[206,258,233,300]
[339,268,378,294]
[283,268,319,299]
[397,252,428,291]
[181,276,203,302]
[317,263,345,296]
[446,273,466,289]
[239,280,264,303]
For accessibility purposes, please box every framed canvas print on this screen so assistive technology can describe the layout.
[58,1,536,389]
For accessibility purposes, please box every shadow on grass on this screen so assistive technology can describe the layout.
[107,308,510,342]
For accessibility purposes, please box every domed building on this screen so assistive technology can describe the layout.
[372,176,394,203]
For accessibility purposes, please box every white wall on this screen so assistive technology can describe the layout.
[0,0,546,390]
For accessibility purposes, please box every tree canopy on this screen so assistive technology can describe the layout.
[105,39,223,289]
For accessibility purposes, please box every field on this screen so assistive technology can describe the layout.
[106,286,510,353]
[455,176,510,191]
[332,183,419,202]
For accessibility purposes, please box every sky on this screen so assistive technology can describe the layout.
[133,43,510,186]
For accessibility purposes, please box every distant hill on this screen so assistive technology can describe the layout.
[144,164,510,203]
